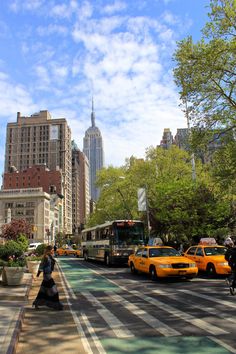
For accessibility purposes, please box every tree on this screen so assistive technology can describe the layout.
[173,0,236,134]
[1,219,32,240]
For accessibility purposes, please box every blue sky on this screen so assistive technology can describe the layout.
[0,0,210,176]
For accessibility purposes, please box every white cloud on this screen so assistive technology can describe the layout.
[0,71,36,119]
[103,1,127,15]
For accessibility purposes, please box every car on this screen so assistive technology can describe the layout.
[184,238,231,275]
[27,242,43,252]
[128,245,198,280]
[56,246,82,257]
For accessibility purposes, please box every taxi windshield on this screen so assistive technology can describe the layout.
[204,247,227,256]
[149,248,180,257]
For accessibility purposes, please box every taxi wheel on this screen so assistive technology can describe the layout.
[150,266,157,281]
[130,262,137,274]
[207,263,216,276]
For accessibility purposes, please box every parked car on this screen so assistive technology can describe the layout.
[128,246,198,280]
[184,240,230,276]
[27,242,43,252]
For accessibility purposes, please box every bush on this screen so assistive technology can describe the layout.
[16,234,28,252]
[35,244,46,256]
[0,240,24,261]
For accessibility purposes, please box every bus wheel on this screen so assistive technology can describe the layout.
[105,254,110,266]
[130,262,137,274]
[150,266,157,281]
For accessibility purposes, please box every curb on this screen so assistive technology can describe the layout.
[4,307,25,354]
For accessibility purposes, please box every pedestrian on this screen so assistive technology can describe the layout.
[225,243,236,295]
[53,243,58,257]
[32,245,63,310]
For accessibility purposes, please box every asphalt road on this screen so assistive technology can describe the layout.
[57,257,236,354]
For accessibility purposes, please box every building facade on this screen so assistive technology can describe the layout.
[72,141,90,234]
[0,187,61,244]
[4,110,72,234]
[83,102,104,201]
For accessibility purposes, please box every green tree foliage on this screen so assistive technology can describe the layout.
[1,219,32,240]
[173,0,236,133]
[87,146,231,242]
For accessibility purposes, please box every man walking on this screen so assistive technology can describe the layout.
[225,243,236,295]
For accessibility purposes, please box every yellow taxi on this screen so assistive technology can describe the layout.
[184,238,231,276]
[56,246,82,257]
[128,246,198,280]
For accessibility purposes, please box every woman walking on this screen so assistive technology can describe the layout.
[33,245,63,310]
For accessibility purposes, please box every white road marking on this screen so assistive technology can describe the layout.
[208,336,236,354]
[81,291,134,338]
[81,312,107,354]
[57,262,102,354]
[178,289,236,309]
[106,292,180,337]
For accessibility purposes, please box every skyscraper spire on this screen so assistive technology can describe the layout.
[91,97,95,127]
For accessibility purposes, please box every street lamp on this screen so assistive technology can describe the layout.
[138,186,150,238]
[184,98,196,182]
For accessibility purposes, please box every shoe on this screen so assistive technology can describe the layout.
[230,286,235,296]
[226,278,230,286]
[32,301,39,309]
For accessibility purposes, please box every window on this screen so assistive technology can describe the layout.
[186,247,197,255]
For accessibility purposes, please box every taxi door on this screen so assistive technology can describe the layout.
[133,248,144,272]
[139,248,149,274]
[194,247,205,271]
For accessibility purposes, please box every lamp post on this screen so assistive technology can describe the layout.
[184,98,196,182]
[138,186,150,238]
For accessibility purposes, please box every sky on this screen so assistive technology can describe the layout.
[0,0,210,174]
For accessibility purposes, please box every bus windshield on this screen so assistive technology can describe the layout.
[114,221,144,246]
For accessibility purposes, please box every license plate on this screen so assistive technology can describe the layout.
[178,270,186,275]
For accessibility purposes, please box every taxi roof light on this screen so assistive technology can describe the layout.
[199,237,217,245]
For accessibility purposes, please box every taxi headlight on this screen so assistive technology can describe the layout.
[218,262,228,266]
[158,264,172,268]
[189,263,196,268]
[112,252,121,256]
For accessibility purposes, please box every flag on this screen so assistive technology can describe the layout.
[138,188,146,211]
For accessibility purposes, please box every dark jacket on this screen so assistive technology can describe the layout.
[225,247,236,270]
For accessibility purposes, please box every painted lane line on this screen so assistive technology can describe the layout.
[81,312,107,354]
[57,262,93,354]
[106,292,180,337]
[208,336,236,354]
[57,262,77,299]
[138,289,228,335]
[149,288,236,326]
[178,289,236,309]
[81,291,134,338]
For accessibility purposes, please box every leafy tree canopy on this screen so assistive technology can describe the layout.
[173,0,236,134]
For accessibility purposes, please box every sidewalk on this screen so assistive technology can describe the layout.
[0,273,32,354]
[0,267,88,354]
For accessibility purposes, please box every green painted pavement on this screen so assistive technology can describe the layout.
[101,337,231,354]
[58,258,119,291]
[58,259,232,354]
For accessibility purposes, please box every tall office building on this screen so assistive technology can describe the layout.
[71,141,90,234]
[4,110,72,234]
[83,101,104,201]
[160,128,174,149]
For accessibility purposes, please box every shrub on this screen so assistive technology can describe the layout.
[35,243,46,256]
[0,240,24,261]
[16,234,28,252]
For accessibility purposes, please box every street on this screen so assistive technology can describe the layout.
[57,257,236,354]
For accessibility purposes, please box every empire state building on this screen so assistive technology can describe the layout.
[83,101,104,201]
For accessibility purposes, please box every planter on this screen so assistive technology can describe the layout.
[4,266,24,286]
[27,260,41,276]
[1,267,8,285]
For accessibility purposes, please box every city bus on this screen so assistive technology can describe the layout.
[81,220,145,266]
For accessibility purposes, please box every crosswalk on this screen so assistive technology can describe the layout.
[59,259,236,354]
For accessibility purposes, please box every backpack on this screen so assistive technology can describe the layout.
[226,248,236,270]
